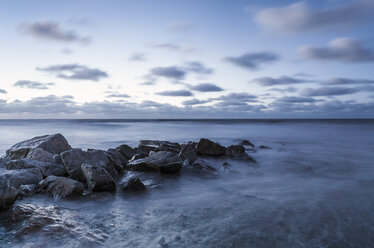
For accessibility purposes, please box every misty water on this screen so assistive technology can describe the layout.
[1,119,374,248]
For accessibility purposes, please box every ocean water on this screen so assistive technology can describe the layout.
[1,119,374,248]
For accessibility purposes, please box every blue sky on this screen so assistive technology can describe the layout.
[0,0,374,118]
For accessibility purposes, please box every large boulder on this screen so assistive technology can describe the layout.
[106,149,126,174]
[60,149,118,182]
[121,177,146,192]
[239,140,255,148]
[38,176,85,198]
[5,134,71,160]
[225,145,256,162]
[6,159,67,177]
[127,151,181,173]
[179,142,197,164]
[81,164,116,192]
[196,138,226,156]
[0,177,19,210]
[115,144,136,160]
[138,140,181,154]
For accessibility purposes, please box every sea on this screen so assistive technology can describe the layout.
[0,119,374,248]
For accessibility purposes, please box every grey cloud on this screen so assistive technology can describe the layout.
[21,21,91,44]
[225,51,279,70]
[255,1,374,33]
[253,76,311,86]
[139,81,156,86]
[324,78,374,85]
[298,38,374,63]
[150,66,186,80]
[150,43,181,51]
[189,83,224,92]
[106,93,130,98]
[37,64,108,81]
[156,90,193,97]
[129,53,146,61]
[184,62,213,75]
[212,92,258,101]
[269,87,298,93]
[182,99,210,106]
[13,80,54,90]
[0,89,7,94]
[165,22,194,32]
[301,87,361,96]
[277,96,318,103]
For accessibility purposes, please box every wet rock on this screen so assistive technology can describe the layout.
[39,176,85,198]
[81,163,116,192]
[115,144,136,160]
[239,139,255,148]
[26,148,55,163]
[139,140,182,153]
[6,159,67,177]
[121,177,146,192]
[196,138,226,156]
[9,204,36,221]
[61,149,118,182]
[2,168,43,188]
[5,134,71,160]
[129,153,148,162]
[18,184,38,198]
[137,144,156,155]
[0,157,10,167]
[127,151,181,173]
[259,145,271,149]
[179,142,197,164]
[0,177,19,210]
[225,145,257,162]
[160,162,182,173]
[187,160,217,174]
[106,149,126,174]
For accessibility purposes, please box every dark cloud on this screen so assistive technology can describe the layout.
[139,81,156,86]
[149,43,181,51]
[253,76,310,86]
[184,62,213,75]
[21,21,91,44]
[37,64,108,81]
[268,87,298,93]
[150,66,186,80]
[129,53,146,61]
[255,1,374,33]
[106,93,130,98]
[276,96,318,103]
[182,99,210,106]
[212,92,257,101]
[189,83,224,92]
[0,89,7,94]
[165,22,194,32]
[324,78,374,85]
[301,87,361,96]
[298,38,374,63]
[13,80,54,90]
[156,90,193,97]
[225,51,279,70]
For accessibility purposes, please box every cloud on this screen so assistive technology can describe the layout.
[269,87,298,93]
[106,93,130,98]
[324,78,374,85]
[129,53,146,61]
[276,96,318,103]
[150,66,186,80]
[253,76,311,86]
[182,99,210,106]
[184,62,213,75]
[156,90,193,97]
[298,38,374,63]
[301,86,362,96]
[0,89,7,94]
[21,21,91,44]
[139,81,156,86]
[37,64,108,81]
[165,22,194,32]
[225,51,279,70]
[13,80,54,90]
[189,83,224,92]
[254,1,374,33]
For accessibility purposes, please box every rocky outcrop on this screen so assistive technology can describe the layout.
[81,163,116,192]
[60,148,118,182]
[225,145,256,162]
[5,134,71,160]
[259,145,271,149]
[106,149,126,174]
[6,159,67,177]
[127,151,182,173]
[179,142,197,164]
[196,138,226,156]
[115,144,136,160]
[121,177,146,192]
[137,140,181,154]
[239,140,255,148]
[0,176,19,210]
[39,176,85,198]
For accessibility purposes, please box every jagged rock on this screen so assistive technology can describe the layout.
[196,138,226,156]
[188,160,217,174]
[129,153,148,162]
[160,162,182,173]
[106,149,126,174]
[6,159,67,177]
[121,177,146,192]
[139,140,181,153]
[239,140,255,148]
[81,164,116,192]
[0,157,10,167]
[179,142,197,164]
[115,144,136,160]
[5,134,71,160]
[18,184,38,198]
[137,144,156,155]
[0,177,19,210]
[60,149,118,182]
[39,176,84,198]
[127,151,181,173]
[225,145,257,162]
[259,145,271,149]
[26,148,55,163]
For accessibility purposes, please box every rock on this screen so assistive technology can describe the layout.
[2,168,43,188]
[138,140,181,154]
[239,140,255,148]
[60,149,118,182]
[0,177,19,210]
[5,134,71,160]
[6,159,67,177]
[0,157,10,167]
[26,148,55,163]
[137,144,156,155]
[179,142,197,164]
[187,160,217,174]
[160,162,182,173]
[106,149,126,174]
[9,204,36,221]
[18,184,38,198]
[259,145,271,149]
[127,151,181,173]
[115,144,136,160]
[129,153,148,162]
[39,176,85,198]
[196,138,226,156]
[81,164,116,192]
[121,177,146,192]
[225,145,257,162]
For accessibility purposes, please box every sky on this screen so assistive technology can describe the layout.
[0,0,374,118]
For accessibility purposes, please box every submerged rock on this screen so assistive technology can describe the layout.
[39,176,85,198]
[259,145,271,149]
[5,134,71,160]
[60,148,118,182]
[239,139,255,148]
[187,160,217,174]
[121,177,146,192]
[196,138,226,156]
[6,158,67,177]
[225,145,256,162]
[127,151,181,173]
[81,163,116,192]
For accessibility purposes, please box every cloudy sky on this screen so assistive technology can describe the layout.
[1,0,374,118]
